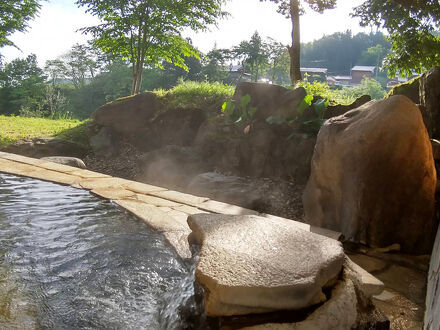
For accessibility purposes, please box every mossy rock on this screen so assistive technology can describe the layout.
[387,76,421,104]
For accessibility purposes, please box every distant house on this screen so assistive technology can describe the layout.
[300,67,328,82]
[351,66,376,84]
[332,75,352,86]
[326,76,336,86]
[387,73,420,88]
[227,64,251,84]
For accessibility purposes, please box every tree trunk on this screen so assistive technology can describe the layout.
[131,63,143,95]
[289,0,302,85]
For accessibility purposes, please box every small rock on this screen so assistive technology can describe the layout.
[41,156,86,169]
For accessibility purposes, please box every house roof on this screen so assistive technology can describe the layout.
[228,64,243,72]
[300,67,328,74]
[351,66,376,72]
[333,75,352,80]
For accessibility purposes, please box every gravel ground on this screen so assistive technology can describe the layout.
[84,141,305,221]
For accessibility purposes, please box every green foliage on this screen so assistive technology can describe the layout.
[0,115,85,148]
[266,38,290,84]
[222,94,258,124]
[55,120,92,147]
[233,31,269,82]
[0,0,41,48]
[297,80,355,104]
[201,48,229,83]
[297,77,386,104]
[156,80,234,111]
[353,0,440,76]
[0,54,46,115]
[76,0,227,94]
[351,77,386,100]
[297,98,329,135]
[266,95,329,135]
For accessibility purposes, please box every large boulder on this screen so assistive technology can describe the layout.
[420,66,440,138]
[425,224,440,330]
[135,108,206,151]
[387,67,440,139]
[1,137,88,159]
[233,82,306,121]
[188,213,345,316]
[93,92,163,136]
[303,96,437,254]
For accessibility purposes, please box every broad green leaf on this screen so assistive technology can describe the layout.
[312,98,329,118]
[248,106,258,117]
[240,94,251,109]
[296,94,313,115]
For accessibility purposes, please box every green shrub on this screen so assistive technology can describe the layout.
[154,80,234,111]
[296,80,356,105]
[296,77,386,104]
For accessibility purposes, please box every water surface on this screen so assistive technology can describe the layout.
[0,173,195,329]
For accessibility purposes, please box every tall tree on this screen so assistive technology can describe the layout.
[233,31,269,82]
[45,44,99,89]
[201,46,229,82]
[0,54,46,115]
[0,0,41,48]
[266,38,290,83]
[301,31,389,74]
[353,0,440,76]
[261,0,336,84]
[76,0,227,95]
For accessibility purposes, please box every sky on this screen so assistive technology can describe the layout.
[1,0,370,66]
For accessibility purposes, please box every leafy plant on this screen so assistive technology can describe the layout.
[266,94,329,136]
[298,98,329,135]
[221,94,258,124]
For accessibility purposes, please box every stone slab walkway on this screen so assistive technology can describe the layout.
[0,152,341,259]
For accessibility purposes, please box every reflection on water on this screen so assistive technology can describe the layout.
[0,173,196,329]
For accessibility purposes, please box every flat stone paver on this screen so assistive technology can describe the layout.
[187,213,345,316]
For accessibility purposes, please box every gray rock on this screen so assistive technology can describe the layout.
[41,156,86,169]
[243,278,358,330]
[425,225,440,330]
[187,213,345,316]
[431,139,440,160]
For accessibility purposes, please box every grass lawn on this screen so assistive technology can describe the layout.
[0,115,90,149]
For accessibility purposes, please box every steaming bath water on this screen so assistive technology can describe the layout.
[0,173,198,329]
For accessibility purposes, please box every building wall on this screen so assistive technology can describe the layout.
[352,71,373,84]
